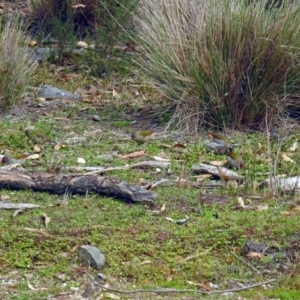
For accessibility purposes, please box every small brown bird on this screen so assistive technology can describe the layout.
[226,148,244,169]
[131,130,154,144]
[208,132,229,146]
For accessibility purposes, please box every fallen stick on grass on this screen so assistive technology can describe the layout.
[75,160,171,175]
[0,170,154,204]
[83,270,276,295]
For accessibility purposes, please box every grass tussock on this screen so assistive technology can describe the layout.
[0,16,38,111]
[135,0,300,132]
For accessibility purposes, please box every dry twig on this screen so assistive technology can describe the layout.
[83,271,276,295]
[231,251,259,273]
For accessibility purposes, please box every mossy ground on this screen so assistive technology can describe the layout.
[0,61,300,300]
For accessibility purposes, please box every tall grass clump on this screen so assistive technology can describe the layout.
[135,0,300,132]
[0,16,38,111]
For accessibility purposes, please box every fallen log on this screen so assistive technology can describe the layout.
[0,171,154,204]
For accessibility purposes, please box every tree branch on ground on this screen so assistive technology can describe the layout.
[0,171,154,204]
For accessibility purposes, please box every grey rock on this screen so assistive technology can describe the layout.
[38,99,62,107]
[176,215,190,225]
[212,138,227,146]
[204,140,228,154]
[95,273,107,282]
[242,241,268,254]
[222,292,235,297]
[27,47,53,62]
[271,132,293,142]
[28,47,87,62]
[78,245,106,270]
[38,84,81,101]
[93,115,100,122]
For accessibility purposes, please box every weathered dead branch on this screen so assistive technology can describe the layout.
[0,171,154,204]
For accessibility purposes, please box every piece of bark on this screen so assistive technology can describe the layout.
[65,161,171,175]
[0,171,154,204]
[0,202,40,209]
[259,176,300,192]
[191,163,244,181]
[83,161,171,175]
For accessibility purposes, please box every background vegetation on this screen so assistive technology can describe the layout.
[28,0,139,76]
[0,16,38,110]
[135,0,300,132]
[0,0,300,299]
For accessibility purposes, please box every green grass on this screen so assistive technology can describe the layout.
[1,96,300,299]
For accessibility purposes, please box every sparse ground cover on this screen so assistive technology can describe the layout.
[0,65,299,300]
[0,0,300,299]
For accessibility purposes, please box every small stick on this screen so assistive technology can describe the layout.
[230,251,259,273]
[83,271,276,295]
[210,279,276,295]
[84,161,170,175]
[83,271,208,295]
